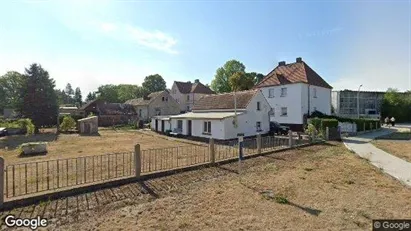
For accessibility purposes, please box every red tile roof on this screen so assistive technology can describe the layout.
[192,89,258,110]
[254,60,332,89]
[175,81,215,94]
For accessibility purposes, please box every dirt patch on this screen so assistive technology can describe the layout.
[0,129,192,164]
[372,140,411,162]
[35,142,411,231]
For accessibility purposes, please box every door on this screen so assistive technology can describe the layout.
[187,120,192,136]
[161,120,165,132]
[155,119,158,131]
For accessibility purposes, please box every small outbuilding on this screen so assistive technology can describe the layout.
[78,116,99,134]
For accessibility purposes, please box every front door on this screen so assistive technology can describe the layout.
[161,120,165,133]
[187,120,192,136]
[155,119,158,131]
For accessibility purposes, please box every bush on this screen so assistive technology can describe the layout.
[60,116,76,132]
[308,118,338,135]
[0,118,35,135]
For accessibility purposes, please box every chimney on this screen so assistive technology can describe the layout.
[194,79,200,84]
[278,61,286,66]
[296,57,302,63]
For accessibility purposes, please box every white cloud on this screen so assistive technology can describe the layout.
[94,22,178,54]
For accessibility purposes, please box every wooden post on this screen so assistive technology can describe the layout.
[0,157,4,205]
[326,127,330,141]
[134,144,141,178]
[363,123,366,132]
[288,130,293,147]
[209,138,215,164]
[257,134,261,154]
[370,122,373,131]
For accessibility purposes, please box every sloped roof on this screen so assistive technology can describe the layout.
[125,90,165,106]
[170,111,244,119]
[175,81,215,94]
[98,103,136,115]
[192,89,258,111]
[254,60,332,89]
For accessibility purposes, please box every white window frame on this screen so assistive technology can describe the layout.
[268,89,275,98]
[177,120,183,130]
[281,88,287,97]
[257,101,261,111]
[313,88,317,98]
[281,107,288,116]
[203,121,211,134]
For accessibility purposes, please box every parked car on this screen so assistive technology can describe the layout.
[269,122,289,135]
[0,127,8,137]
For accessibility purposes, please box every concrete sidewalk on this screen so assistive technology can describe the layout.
[343,128,411,187]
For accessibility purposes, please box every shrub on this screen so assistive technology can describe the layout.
[308,118,338,134]
[0,118,35,135]
[60,116,76,132]
[304,123,317,138]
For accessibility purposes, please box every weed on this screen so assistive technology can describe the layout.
[304,167,314,172]
[345,180,355,185]
[274,195,289,204]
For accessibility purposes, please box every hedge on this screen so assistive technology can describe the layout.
[309,118,338,135]
[309,111,381,131]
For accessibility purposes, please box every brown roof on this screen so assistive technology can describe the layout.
[175,81,215,94]
[125,90,165,106]
[192,89,258,111]
[254,60,332,89]
[98,103,136,115]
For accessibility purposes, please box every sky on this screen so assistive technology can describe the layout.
[0,0,410,98]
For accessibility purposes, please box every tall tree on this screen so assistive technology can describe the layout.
[86,92,97,102]
[18,63,58,132]
[0,71,25,112]
[74,87,82,107]
[142,74,166,93]
[96,84,119,103]
[246,72,265,85]
[228,72,255,91]
[211,60,246,93]
[65,83,74,96]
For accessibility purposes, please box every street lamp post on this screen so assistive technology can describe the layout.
[357,84,363,119]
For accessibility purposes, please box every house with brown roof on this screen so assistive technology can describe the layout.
[151,89,271,140]
[170,79,215,112]
[254,57,333,131]
[125,90,180,122]
[79,99,138,126]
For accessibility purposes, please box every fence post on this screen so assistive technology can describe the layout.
[363,123,365,132]
[375,121,378,130]
[257,134,261,154]
[134,144,141,178]
[0,157,4,206]
[288,130,293,147]
[209,138,215,164]
[325,127,330,141]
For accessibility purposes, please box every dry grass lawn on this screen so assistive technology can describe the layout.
[0,129,192,164]
[50,142,411,231]
[372,140,411,163]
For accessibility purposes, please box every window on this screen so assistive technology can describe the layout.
[281,107,288,116]
[177,120,183,130]
[257,102,261,111]
[166,97,168,101]
[162,97,165,101]
[203,121,211,134]
[281,88,287,97]
[187,95,190,101]
[313,88,317,98]
[155,108,161,115]
[268,89,275,98]
[256,122,262,131]
[139,109,142,117]
[186,105,190,111]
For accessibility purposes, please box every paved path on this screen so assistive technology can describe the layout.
[343,128,411,187]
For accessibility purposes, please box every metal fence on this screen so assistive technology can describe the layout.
[141,145,210,173]
[2,134,312,200]
[4,152,135,198]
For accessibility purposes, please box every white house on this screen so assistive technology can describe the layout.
[254,57,333,131]
[169,80,215,112]
[151,89,271,140]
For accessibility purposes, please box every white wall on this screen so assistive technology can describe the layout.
[309,85,331,115]
[191,119,225,139]
[260,83,303,124]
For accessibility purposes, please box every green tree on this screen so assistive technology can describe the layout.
[74,87,82,107]
[381,88,411,122]
[96,84,119,103]
[211,60,246,93]
[229,72,254,91]
[0,71,25,112]
[246,72,265,85]
[142,74,166,93]
[86,92,97,102]
[65,83,74,96]
[18,63,58,132]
